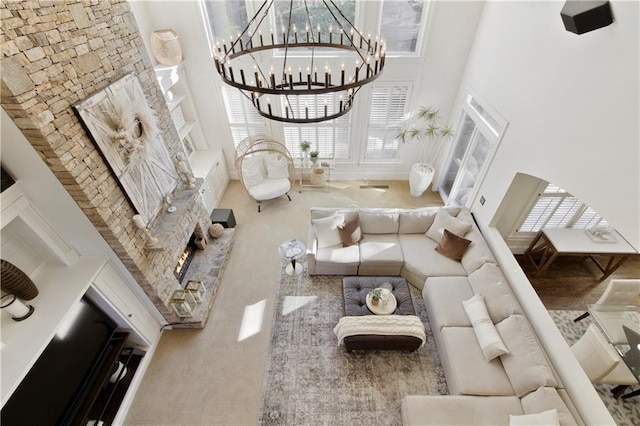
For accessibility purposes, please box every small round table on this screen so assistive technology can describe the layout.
[278,239,306,276]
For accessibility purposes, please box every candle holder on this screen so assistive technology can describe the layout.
[185,280,207,303]
[170,289,198,318]
[1,294,35,321]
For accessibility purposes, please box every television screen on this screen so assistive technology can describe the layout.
[1,296,116,425]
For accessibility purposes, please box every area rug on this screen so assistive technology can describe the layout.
[549,309,640,425]
[258,268,447,425]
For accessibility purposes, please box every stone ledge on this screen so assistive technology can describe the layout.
[170,228,235,329]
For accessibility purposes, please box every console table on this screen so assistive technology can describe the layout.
[524,228,637,281]
[296,159,332,192]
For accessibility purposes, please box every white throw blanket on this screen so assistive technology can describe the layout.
[333,315,426,347]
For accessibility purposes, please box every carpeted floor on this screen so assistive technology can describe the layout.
[549,310,640,425]
[259,266,447,425]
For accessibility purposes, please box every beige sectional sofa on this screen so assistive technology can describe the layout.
[306,206,584,425]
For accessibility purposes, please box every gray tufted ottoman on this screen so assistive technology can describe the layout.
[341,276,423,351]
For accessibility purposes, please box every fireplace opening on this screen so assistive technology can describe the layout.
[174,236,197,284]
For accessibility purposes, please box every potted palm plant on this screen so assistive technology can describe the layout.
[398,106,454,197]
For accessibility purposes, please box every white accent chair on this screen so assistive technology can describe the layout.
[234,135,294,212]
[574,279,640,322]
[571,324,638,398]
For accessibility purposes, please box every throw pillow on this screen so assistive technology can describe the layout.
[509,409,559,426]
[241,156,266,189]
[338,216,363,247]
[462,294,510,362]
[312,214,344,249]
[435,228,472,261]
[264,153,289,179]
[426,209,472,244]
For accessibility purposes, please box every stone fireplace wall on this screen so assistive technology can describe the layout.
[1,0,210,323]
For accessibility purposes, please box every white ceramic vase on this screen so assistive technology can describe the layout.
[409,163,434,197]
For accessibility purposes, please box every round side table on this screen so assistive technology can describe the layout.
[278,239,306,276]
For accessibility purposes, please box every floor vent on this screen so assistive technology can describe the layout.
[359,185,389,189]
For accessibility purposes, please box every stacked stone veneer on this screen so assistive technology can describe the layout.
[1,0,211,325]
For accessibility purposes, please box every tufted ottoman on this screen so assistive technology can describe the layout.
[341,276,423,351]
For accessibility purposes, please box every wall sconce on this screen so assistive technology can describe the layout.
[170,289,198,318]
[1,294,34,321]
[132,214,159,247]
[185,280,206,303]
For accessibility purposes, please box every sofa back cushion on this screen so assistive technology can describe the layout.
[496,314,558,396]
[521,387,581,426]
[468,263,522,322]
[399,210,437,234]
[359,210,400,234]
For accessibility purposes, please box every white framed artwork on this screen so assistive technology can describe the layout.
[74,73,178,224]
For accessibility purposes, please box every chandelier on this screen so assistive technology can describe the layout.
[212,0,386,123]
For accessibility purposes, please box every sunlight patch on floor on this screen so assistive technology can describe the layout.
[282,295,317,315]
[238,299,266,342]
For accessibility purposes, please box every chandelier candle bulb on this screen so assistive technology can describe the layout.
[240,69,246,85]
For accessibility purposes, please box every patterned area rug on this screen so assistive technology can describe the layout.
[549,310,640,425]
[259,269,447,425]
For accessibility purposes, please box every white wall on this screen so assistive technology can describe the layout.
[456,1,639,250]
[128,0,485,179]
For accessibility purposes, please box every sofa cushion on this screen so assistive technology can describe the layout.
[338,215,362,247]
[469,263,522,323]
[463,294,510,362]
[312,214,344,248]
[400,234,467,280]
[402,395,524,426]
[315,244,360,269]
[423,276,474,330]
[247,177,291,201]
[359,210,400,234]
[436,229,472,261]
[440,326,515,396]
[399,209,437,234]
[509,409,559,426]
[426,208,472,244]
[496,315,558,396]
[521,387,579,426]
[359,234,403,265]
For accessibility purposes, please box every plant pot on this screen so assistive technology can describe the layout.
[409,163,434,197]
[310,168,326,186]
[310,157,319,166]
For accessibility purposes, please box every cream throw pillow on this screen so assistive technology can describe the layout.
[264,153,289,179]
[426,209,472,244]
[509,409,559,426]
[462,294,509,362]
[241,156,266,189]
[313,214,344,249]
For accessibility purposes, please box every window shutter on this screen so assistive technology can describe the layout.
[365,84,409,161]
[518,183,609,233]
[221,86,266,147]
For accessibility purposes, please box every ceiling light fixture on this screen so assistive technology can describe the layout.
[212,0,386,123]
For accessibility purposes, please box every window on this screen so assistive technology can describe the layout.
[518,183,610,232]
[380,0,427,54]
[220,86,267,147]
[282,94,351,160]
[203,1,249,41]
[272,0,356,50]
[364,84,410,161]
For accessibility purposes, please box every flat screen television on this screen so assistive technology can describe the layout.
[1,296,117,425]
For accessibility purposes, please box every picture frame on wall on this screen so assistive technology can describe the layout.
[73,73,179,223]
